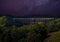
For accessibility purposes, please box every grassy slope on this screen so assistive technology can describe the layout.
[44,31,60,42]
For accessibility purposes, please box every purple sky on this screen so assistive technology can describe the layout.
[0,0,60,17]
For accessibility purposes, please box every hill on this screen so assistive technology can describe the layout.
[44,31,60,42]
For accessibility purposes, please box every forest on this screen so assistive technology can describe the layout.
[0,16,60,42]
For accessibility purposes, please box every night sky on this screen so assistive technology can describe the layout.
[0,0,60,17]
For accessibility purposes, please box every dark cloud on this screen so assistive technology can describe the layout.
[0,0,60,17]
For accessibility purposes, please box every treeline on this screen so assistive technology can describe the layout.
[0,16,55,26]
[0,16,60,42]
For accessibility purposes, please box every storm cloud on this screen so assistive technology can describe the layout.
[0,0,60,17]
